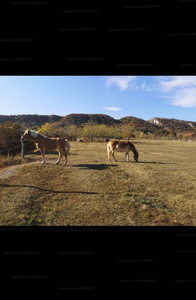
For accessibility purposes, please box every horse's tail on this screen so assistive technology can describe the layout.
[107,141,110,150]
[65,139,70,154]
[107,141,113,160]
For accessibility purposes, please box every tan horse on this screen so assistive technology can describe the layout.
[107,140,139,162]
[21,130,70,165]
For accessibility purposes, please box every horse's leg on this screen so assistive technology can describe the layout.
[107,144,111,161]
[61,149,68,165]
[108,150,112,161]
[63,152,67,165]
[111,150,117,162]
[107,144,117,162]
[55,150,62,164]
[40,148,46,164]
[127,152,130,162]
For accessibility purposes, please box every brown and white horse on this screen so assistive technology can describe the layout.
[21,130,70,165]
[107,140,139,162]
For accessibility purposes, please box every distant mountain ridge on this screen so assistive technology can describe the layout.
[0,113,196,134]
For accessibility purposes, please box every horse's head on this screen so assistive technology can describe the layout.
[134,151,139,162]
[21,129,31,142]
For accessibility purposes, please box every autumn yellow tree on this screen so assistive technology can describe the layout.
[38,122,57,136]
[184,132,196,140]
[138,131,145,139]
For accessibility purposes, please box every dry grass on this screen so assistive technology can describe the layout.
[0,153,23,168]
[1,140,196,226]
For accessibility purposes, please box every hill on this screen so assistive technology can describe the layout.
[59,113,121,126]
[148,117,196,133]
[0,114,62,130]
[119,116,161,133]
[1,114,196,134]
[0,113,120,130]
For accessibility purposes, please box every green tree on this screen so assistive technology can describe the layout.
[93,124,110,141]
[65,125,80,141]
[82,123,95,141]
[121,125,135,139]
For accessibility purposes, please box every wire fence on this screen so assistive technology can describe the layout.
[0,144,21,153]
[0,128,27,158]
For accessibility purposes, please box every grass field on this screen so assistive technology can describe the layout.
[0,139,196,226]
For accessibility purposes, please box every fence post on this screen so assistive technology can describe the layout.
[21,141,25,160]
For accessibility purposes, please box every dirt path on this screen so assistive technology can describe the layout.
[0,162,38,179]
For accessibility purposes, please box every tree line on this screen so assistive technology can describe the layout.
[37,121,196,142]
[1,121,196,159]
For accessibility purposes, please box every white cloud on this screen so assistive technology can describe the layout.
[171,88,196,107]
[102,107,122,111]
[106,76,136,91]
[158,76,196,108]
[145,84,157,92]
[159,76,196,92]
[141,81,146,90]
[104,76,196,108]
[135,82,157,92]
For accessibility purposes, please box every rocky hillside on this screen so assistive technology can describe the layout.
[148,117,196,133]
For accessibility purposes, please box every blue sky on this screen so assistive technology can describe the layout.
[1,76,196,121]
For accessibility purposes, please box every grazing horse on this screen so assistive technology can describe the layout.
[107,140,139,162]
[21,130,70,165]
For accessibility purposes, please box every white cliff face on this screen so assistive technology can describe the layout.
[149,118,162,126]
[188,122,193,128]
[154,119,161,126]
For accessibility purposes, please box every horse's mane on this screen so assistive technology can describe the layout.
[30,130,48,139]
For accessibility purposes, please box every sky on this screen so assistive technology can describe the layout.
[1,75,196,122]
